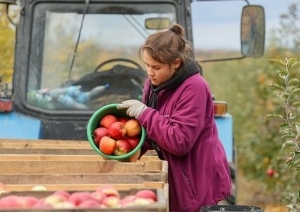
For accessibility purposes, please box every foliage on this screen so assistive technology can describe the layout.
[201,3,300,208]
[267,58,300,170]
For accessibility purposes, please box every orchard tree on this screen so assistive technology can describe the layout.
[237,3,300,209]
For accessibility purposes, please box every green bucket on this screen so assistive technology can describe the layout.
[87,104,146,161]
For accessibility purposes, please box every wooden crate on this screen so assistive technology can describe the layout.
[0,139,168,195]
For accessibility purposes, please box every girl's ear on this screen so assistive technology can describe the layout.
[174,58,181,69]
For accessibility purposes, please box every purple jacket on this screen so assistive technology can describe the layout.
[137,74,231,212]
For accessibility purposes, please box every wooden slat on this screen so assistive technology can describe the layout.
[4,182,166,192]
[0,173,167,184]
[0,148,95,155]
[0,154,160,161]
[0,139,88,146]
[0,154,103,161]
[0,160,167,174]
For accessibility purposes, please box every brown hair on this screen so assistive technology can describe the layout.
[139,23,193,66]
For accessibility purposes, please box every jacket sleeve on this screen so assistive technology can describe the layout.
[138,76,213,156]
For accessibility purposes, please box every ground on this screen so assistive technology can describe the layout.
[237,171,288,212]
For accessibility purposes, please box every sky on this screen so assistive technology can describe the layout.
[251,0,298,30]
[192,0,299,50]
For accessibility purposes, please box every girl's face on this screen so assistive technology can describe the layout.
[142,51,181,86]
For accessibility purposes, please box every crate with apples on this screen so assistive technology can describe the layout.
[87,104,146,162]
[0,138,169,211]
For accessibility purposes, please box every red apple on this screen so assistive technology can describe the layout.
[135,189,157,201]
[52,190,70,200]
[0,195,21,208]
[125,136,139,150]
[118,117,129,124]
[108,121,126,139]
[120,195,136,207]
[125,119,141,137]
[91,191,106,203]
[99,136,117,155]
[78,199,100,208]
[32,199,52,209]
[114,139,132,156]
[68,191,96,206]
[96,185,120,198]
[93,127,109,145]
[100,114,117,128]
[20,196,39,208]
[266,168,275,177]
[101,196,121,208]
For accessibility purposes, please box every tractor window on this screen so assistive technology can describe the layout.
[26,3,176,111]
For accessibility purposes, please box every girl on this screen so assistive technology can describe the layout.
[117,23,231,212]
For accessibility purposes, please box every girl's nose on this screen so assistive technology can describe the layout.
[146,67,154,76]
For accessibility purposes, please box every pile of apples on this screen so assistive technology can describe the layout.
[0,185,157,209]
[93,114,142,156]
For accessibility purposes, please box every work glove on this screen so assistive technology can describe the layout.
[117,100,148,118]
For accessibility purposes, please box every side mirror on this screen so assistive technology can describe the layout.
[145,18,171,30]
[241,5,265,57]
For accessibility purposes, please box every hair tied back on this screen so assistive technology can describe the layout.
[169,24,184,37]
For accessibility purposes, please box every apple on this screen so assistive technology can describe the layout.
[20,196,39,208]
[108,121,126,139]
[125,136,139,150]
[133,197,155,206]
[135,189,157,201]
[128,148,141,162]
[99,136,117,155]
[91,191,106,203]
[0,182,8,194]
[0,195,20,208]
[93,127,109,145]
[78,199,100,208]
[118,117,129,124]
[114,139,132,156]
[120,195,136,207]
[266,168,275,177]
[101,196,121,208]
[96,185,120,198]
[52,190,70,200]
[44,194,68,208]
[125,119,141,137]
[32,199,52,209]
[30,185,48,191]
[0,195,39,208]
[100,114,117,128]
[68,191,96,206]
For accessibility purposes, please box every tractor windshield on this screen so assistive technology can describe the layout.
[26,3,176,111]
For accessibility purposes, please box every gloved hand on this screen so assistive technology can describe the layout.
[117,100,148,118]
